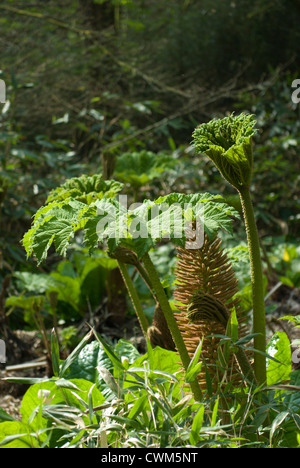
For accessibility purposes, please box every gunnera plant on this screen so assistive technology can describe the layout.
[192,113,266,385]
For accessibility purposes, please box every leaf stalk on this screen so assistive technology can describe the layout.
[238,186,266,385]
[141,252,203,401]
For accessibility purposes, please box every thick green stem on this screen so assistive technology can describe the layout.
[142,252,203,401]
[117,261,149,338]
[239,186,266,385]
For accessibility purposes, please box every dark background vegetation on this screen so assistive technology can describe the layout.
[0,0,299,351]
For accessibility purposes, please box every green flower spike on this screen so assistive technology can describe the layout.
[193,113,266,386]
[192,112,256,190]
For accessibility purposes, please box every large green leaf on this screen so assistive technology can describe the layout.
[266,332,292,385]
[23,175,123,263]
[5,295,44,312]
[192,113,256,189]
[46,174,123,204]
[49,272,82,312]
[0,421,40,448]
[82,197,135,252]
[66,340,111,385]
[66,339,140,398]
[23,200,89,263]
[83,192,239,257]
[114,339,141,364]
[130,345,181,376]
[13,272,57,293]
[114,151,177,188]
[150,192,239,242]
[19,377,104,446]
[20,381,61,432]
[24,183,239,263]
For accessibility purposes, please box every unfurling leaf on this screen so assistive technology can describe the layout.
[192,113,257,189]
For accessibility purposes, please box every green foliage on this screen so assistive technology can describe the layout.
[1,330,299,448]
[281,315,300,330]
[237,76,300,237]
[266,332,292,386]
[21,174,122,263]
[22,184,240,264]
[268,241,300,288]
[114,150,178,189]
[46,174,123,205]
[194,112,266,384]
[1,0,300,450]
[6,249,117,328]
[192,113,256,189]
[193,113,257,153]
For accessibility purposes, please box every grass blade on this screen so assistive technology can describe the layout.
[50,328,60,377]
[190,404,205,445]
[185,339,203,383]
[59,330,93,377]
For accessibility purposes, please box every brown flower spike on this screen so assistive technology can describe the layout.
[174,234,250,391]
